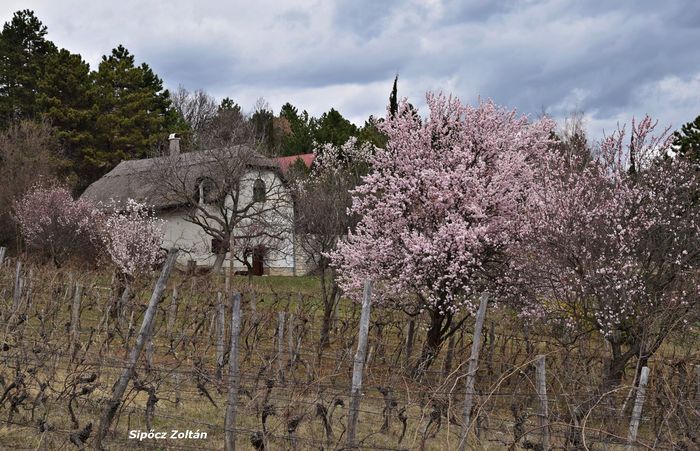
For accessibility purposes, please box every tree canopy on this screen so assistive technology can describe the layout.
[673,114,700,161]
[332,93,555,371]
[0,11,183,190]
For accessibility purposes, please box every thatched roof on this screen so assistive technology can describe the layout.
[81,146,278,210]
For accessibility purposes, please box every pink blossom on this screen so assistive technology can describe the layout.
[506,116,700,345]
[100,199,164,278]
[13,184,103,266]
[332,92,556,316]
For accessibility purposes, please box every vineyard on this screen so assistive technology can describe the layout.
[0,252,698,450]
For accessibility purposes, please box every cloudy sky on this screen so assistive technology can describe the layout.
[3,0,700,139]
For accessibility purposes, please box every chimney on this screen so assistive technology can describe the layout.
[168,133,180,156]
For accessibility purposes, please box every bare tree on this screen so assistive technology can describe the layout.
[250,97,281,156]
[0,119,65,248]
[199,99,251,150]
[153,144,293,274]
[170,86,218,147]
[292,138,373,350]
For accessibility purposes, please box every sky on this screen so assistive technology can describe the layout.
[3,0,700,140]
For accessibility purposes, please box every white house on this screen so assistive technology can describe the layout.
[81,136,315,276]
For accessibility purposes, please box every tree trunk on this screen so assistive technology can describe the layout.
[603,336,639,390]
[568,336,641,448]
[319,289,338,352]
[212,251,226,274]
[414,309,448,376]
[317,266,338,353]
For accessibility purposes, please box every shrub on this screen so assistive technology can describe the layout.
[13,183,103,266]
[100,199,164,279]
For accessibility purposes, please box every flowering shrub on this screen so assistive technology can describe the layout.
[14,185,164,276]
[13,184,103,266]
[100,199,164,279]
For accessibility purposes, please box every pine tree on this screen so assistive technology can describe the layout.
[357,116,386,148]
[313,108,357,147]
[673,115,700,161]
[36,49,94,181]
[219,97,242,115]
[85,45,178,186]
[0,10,57,127]
[279,102,315,156]
[250,98,274,151]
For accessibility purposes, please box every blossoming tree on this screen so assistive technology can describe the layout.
[14,185,164,283]
[100,198,164,280]
[333,93,555,371]
[508,116,700,389]
[13,184,103,266]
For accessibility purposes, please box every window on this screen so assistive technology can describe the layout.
[253,178,266,203]
[211,238,227,254]
[195,177,216,204]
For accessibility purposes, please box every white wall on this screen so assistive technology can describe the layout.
[160,167,296,274]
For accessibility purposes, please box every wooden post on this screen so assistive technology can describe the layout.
[187,259,196,275]
[535,354,550,450]
[68,284,83,362]
[287,313,295,370]
[216,292,226,381]
[277,311,286,383]
[625,366,650,451]
[458,292,489,451]
[13,260,22,311]
[25,268,34,313]
[0,246,5,266]
[224,292,242,451]
[346,280,372,449]
[145,338,154,372]
[166,287,179,340]
[94,248,178,450]
[695,365,700,407]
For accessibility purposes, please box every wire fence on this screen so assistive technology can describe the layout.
[0,258,698,450]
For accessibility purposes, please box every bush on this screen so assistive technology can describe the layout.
[14,185,164,274]
[13,183,103,266]
[100,199,164,279]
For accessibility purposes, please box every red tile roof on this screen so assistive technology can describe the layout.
[276,153,315,174]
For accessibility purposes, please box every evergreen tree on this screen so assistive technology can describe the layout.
[250,98,274,151]
[86,45,178,185]
[357,116,387,148]
[673,114,700,161]
[279,102,315,156]
[389,74,398,118]
[219,97,241,114]
[36,49,93,181]
[313,108,357,147]
[279,102,298,121]
[0,10,57,127]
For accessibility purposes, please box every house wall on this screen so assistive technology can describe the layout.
[292,233,317,276]
[160,168,297,274]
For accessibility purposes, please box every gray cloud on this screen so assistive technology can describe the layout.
[2,0,699,138]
